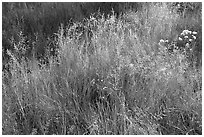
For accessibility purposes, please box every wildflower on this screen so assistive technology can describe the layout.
[181,30,191,35]
[90,17,95,20]
[186,43,190,48]
[165,40,168,43]
[159,39,165,43]
[189,39,193,42]
[192,31,197,35]
[187,30,192,34]
[179,37,182,41]
[182,30,187,35]
[159,66,167,72]
[129,63,134,68]
[192,35,196,39]
[184,36,188,39]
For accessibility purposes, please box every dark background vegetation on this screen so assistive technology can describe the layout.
[2,2,143,63]
[3,2,201,66]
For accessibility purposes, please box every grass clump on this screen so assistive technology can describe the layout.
[2,2,202,135]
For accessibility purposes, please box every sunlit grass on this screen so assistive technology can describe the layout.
[2,3,202,135]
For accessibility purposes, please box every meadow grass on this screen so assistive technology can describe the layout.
[2,3,202,135]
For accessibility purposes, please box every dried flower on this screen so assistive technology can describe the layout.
[129,63,134,68]
[179,37,182,41]
[181,30,191,35]
[192,31,197,35]
[186,43,190,48]
[159,39,165,43]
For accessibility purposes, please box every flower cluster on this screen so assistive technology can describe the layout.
[159,39,169,44]
[179,30,197,42]
[158,30,198,54]
[177,30,197,51]
[158,39,169,54]
[158,38,178,54]
[158,39,169,48]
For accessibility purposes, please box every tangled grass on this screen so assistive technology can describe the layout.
[2,3,202,135]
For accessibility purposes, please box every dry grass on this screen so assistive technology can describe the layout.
[2,3,202,135]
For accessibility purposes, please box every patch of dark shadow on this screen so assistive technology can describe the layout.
[88,78,121,115]
[157,108,202,135]
[15,105,48,135]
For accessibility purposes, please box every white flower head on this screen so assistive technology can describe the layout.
[184,36,188,39]
[159,66,167,72]
[186,43,190,47]
[179,37,182,41]
[182,30,186,34]
[187,30,192,34]
[129,63,134,69]
[192,35,196,39]
[159,39,165,43]
[192,31,197,35]
[165,40,169,43]
[182,30,190,35]
[189,39,193,42]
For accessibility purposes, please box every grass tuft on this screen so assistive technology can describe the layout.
[2,3,202,135]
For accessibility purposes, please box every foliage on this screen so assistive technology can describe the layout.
[2,2,202,135]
